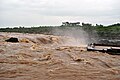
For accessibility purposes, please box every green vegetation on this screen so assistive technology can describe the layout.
[95,23,120,39]
[0,26,53,34]
[0,23,120,39]
[96,23,120,32]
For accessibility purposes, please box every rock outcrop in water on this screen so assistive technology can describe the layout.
[5,37,19,42]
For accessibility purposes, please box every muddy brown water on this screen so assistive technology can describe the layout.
[0,33,120,80]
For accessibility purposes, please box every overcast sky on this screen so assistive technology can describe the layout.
[0,0,120,27]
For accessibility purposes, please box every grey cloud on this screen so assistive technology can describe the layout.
[1,0,119,16]
[0,0,120,27]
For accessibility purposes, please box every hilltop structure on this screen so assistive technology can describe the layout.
[61,22,80,27]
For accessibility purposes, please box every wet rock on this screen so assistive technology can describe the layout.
[5,37,19,43]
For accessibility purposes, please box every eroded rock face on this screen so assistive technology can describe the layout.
[0,32,120,80]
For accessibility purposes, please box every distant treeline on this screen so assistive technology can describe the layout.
[0,26,54,34]
[0,23,120,39]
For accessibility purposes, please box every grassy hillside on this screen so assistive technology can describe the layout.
[95,23,120,39]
